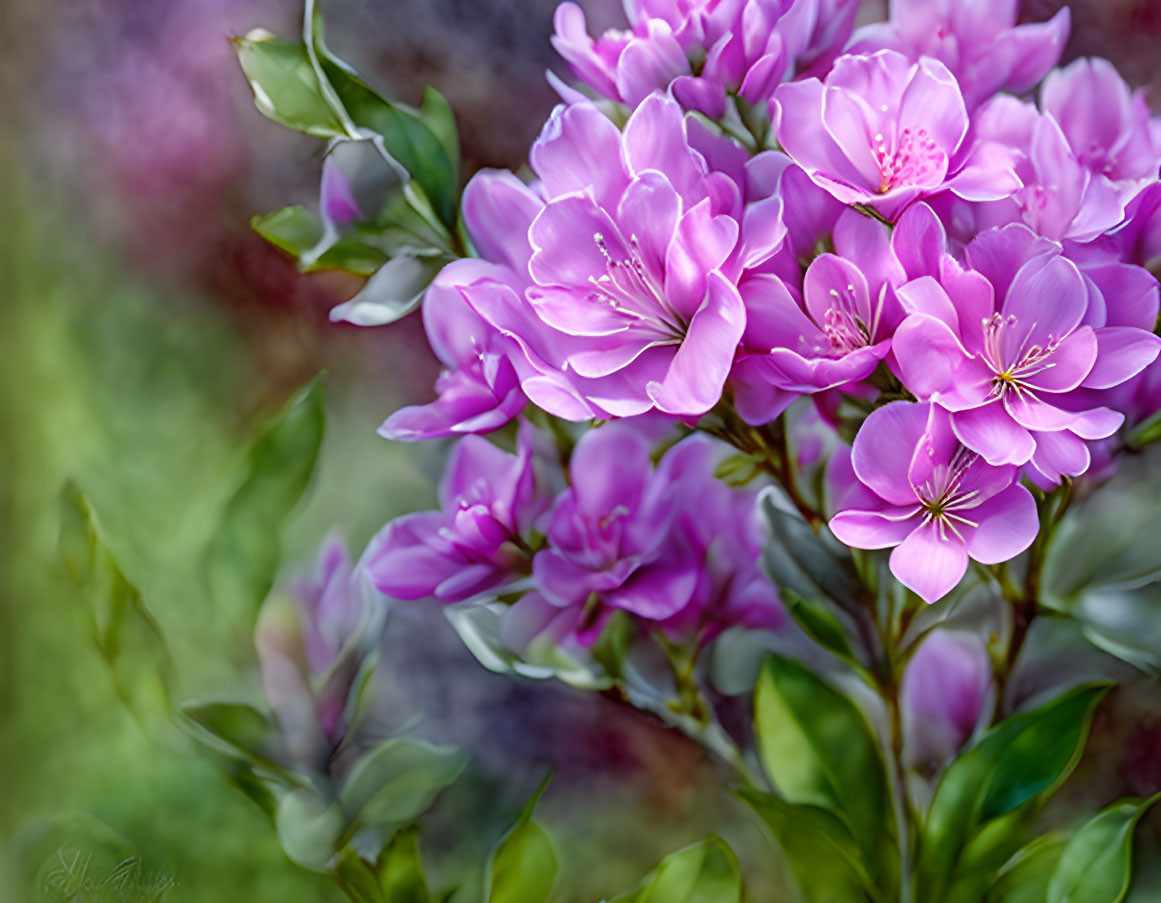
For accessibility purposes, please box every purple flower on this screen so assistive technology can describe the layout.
[256,535,385,757]
[732,208,906,423]
[528,425,780,643]
[901,630,991,768]
[467,94,785,419]
[829,402,1038,603]
[964,96,1131,244]
[552,0,859,118]
[648,434,783,642]
[1041,58,1161,190]
[362,423,559,603]
[892,224,1161,485]
[532,422,692,639]
[379,171,541,440]
[849,0,1070,110]
[773,50,1021,222]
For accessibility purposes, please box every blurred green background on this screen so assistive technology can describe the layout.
[3,0,1161,900]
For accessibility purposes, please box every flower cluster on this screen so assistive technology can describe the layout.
[368,0,1161,615]
[364,419,781,652]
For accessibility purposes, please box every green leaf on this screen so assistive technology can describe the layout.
[759,488,861,610]
[753,654,892,881]
[487,778,557,903]
[918,684,1108,899]
[988,834,1067,903]
[312,48,457,226]
[377,826,430,903]
[276,787,344,871]
[251,206,389,276]
[205,375,325,614]
[57,482,174,725]
[178,701,288,772]
[609,835,743,903]
[233,29,344,137]
[780,588,858,663]
[739,790,875,903]
[1047,795,1160,903]
[339,738,467,836]
[419,86,459,184]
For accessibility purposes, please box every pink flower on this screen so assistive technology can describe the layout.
[849,0,1070,109]
[773,50,1021,221]
[551,0,859,118]
[467,94,786,419]
[891,224,1160,485]
[362,423,559,602]
[731,208,906,424]
[829,402,1038,603]
[902,630,991,768]
[379,171,540,440]
[1041,58,1161,190]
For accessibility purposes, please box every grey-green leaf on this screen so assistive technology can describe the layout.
[1047,795,1159,903]
[205,375,325,614]
[276,787,344,871]
[339,738,467,834]
[328,254,441,326]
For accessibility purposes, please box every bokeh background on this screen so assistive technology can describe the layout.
[3,0,1161,900]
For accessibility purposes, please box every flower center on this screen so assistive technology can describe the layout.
[873,127,943,193]
[915,446,985,542]
[980,313,1060,399]
[588,232,685,341]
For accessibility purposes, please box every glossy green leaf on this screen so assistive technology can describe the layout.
[609,835,742,903]
[233,29,344,137]
[753,654,891,875]
[1047,795,1159,903]
[205,376,325,614]
[419,86,459,183]
[377,826,430,903]
[739,790,875,903]
[488,778,557,903]
[918,684,1108,899]
[57,482,174,725]
[339,738,467,835]
[988,834,1066,903]
[780,588,857,663]
[313,52,457,226]
[251,206,388,276]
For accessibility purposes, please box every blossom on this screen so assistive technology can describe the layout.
[731,207,906,423]
[902,630,991,769]
[467,94,786,419]
[528,425,780,642]
[532,423,691,640]
[773,50,1021,221]
[379,171,539,440]
[829,402,1038,603]
[962,96,1131,244]
[551,0,859,118]
[1041,58,1161,190]
[892,224,1161,485]
[256,535,385,758]
[362,423,558,602]
[849,0,1070,109]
